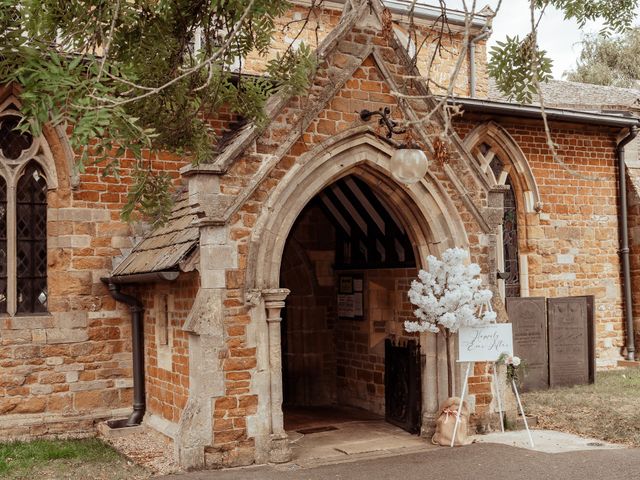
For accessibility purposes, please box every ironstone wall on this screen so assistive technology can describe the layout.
[455,117,623,366]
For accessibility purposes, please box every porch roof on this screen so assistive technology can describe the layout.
[111,191,199,278]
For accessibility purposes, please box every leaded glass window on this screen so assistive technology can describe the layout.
[0,109,50,316]
[0,116,33,160]
[490,154,521,297]
[503,176,520,297]
[16,163,48,313]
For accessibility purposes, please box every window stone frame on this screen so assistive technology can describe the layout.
[0,107,58,316]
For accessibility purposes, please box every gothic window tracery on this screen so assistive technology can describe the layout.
[489,151,521,297]
[0,110,50,315]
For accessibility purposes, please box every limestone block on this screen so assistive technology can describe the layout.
[30,384,54,395]
[2,316,54,330]
[0,330,33,344]
[53,235,92,248]
[57,208,93,222]
[557,254,575,264]
[200,226,229,246]
[111,236,133,248]
[45,357,64,366]
[69,380,111,392]
[53,312,89,329]
[183,288,224,335]
[200,245,237,270]
[45,328,89,344]
[115,378,133,389]
[200,269,226,289]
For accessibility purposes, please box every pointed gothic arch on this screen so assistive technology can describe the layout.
[0,88,71,315]
[249,128,470,291]
[463,121,539,298]
[463,121,542,213]
[242,128,475,459]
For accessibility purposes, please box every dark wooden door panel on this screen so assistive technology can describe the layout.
[384,339,421,434]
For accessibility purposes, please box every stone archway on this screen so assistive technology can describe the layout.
[247,129,470,461]
[463,121,542,297]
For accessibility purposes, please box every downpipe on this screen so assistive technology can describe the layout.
[102,279,146,426]
[617,126,639,361]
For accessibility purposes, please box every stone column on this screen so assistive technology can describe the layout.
[421,331,439,436]
[262,288,291,463]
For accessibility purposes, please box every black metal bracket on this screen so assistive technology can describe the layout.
[497,271,508,280]
[360,107,406,139]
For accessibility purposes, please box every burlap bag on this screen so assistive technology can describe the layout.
[431,397,472,446]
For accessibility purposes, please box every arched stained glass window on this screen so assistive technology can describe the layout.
[16,162,48,313]
[502,176,520,297]
[0,176,7,314]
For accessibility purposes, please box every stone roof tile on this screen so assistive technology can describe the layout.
[488,78,640,112]
[111,190,200,277]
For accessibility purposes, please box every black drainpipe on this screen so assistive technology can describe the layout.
[102,279,146,426]
[618,125,638,361]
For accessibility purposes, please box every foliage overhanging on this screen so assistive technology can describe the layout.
[0,0,315,225]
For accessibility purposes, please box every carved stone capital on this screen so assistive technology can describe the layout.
[262,288,290,305]
[262,289,290,322]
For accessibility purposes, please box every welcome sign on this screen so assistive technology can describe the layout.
[458,324,514,362]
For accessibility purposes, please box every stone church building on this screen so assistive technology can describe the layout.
[1,0,639,470]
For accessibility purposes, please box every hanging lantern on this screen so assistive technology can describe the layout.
[390,145,428,184]
[359,108,429,185]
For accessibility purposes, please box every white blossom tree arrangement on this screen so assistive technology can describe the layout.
[405,248,496,396]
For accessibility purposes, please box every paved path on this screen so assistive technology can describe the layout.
[160,442,640,480]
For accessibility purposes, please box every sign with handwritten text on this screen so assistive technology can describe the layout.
[458,324,514,362]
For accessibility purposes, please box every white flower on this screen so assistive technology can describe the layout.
[512,356,521,367]
[482,310,497,323]
[404,247,495,335]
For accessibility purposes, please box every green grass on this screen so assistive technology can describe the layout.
[523,368,640,446]
[0,438,148,479]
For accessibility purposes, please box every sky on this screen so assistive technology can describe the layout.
[440,0,640,79]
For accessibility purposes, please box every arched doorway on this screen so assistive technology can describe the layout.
[279,174,420,434]
[248,131,470,461]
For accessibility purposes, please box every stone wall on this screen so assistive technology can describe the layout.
[142,272,199,426]
[242,3,489,98]
[336,268,417,416]
[455,117,624,365]
[0,121,190,438]
[2,0,500,464]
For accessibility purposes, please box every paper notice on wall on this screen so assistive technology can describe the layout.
[353,292,363,316]
[337,294,355,317]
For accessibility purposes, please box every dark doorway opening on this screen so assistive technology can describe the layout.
[280,174,421,434]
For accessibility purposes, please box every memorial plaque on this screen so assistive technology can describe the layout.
[548,297,589,387]
[507,297,548,391]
